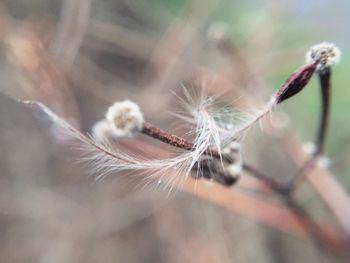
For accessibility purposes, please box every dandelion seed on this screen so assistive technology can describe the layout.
[106,100,144,138]
[305,42,341,72]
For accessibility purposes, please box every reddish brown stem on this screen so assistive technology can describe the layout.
[315,68,331,155]
[141,121,226,160]
[142,121,193,150]
[285,68,332,193]
[243,162,349,253]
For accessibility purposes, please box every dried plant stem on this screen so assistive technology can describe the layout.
[123,137,348,251]
[245,154,350,253]
[283,196,344,252]
[141,121,225,160]
[315,68,331,155]
[242,163,287,193]
[282,134,350,239]
[142,123,288,188]
[182,175,347,252]
[22,100,349,252]
[141,62,318,161]
[286,68,332,192]
[141,57,319,161]
[142,120,341,249]
[243,163,349,252]
[142,121,194,151]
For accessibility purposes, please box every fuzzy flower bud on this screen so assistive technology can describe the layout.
[303,142,316,155]
[106,100,144,138]
[223,140,242,179]
[92,119,113,141]
[225,163,242,179]
[305,42,341,72]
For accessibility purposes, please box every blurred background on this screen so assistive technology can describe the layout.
[0,0,349,262]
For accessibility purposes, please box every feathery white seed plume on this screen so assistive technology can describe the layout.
[305,42,341,72]
[22,100,228,192]
[106,100,144,138]
[23,84,278,191]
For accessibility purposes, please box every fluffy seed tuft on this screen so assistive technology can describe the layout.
[305,42,341,72]
[106,100,144,138]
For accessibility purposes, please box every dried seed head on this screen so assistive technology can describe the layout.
[106,100,144,137]
[305,42,341,72]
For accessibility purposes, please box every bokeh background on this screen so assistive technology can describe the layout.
[0,0,349,262]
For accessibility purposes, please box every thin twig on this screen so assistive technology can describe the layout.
[141,121,227,161]
[142,121,194,151]
[285,68,332,192]
[243,162,349,252]
[182,174,347,252]
[315,68,331,155]
[282,133,350,239]
[121,135,348,251]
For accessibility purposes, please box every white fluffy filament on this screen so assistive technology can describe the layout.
[23,86,277,191]
[23,100,222,191]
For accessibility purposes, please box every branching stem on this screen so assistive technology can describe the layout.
[141,121,228,161]
[286,68,332,193]
[315,68,331,156]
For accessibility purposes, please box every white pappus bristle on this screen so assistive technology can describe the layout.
[23,100,225,192]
